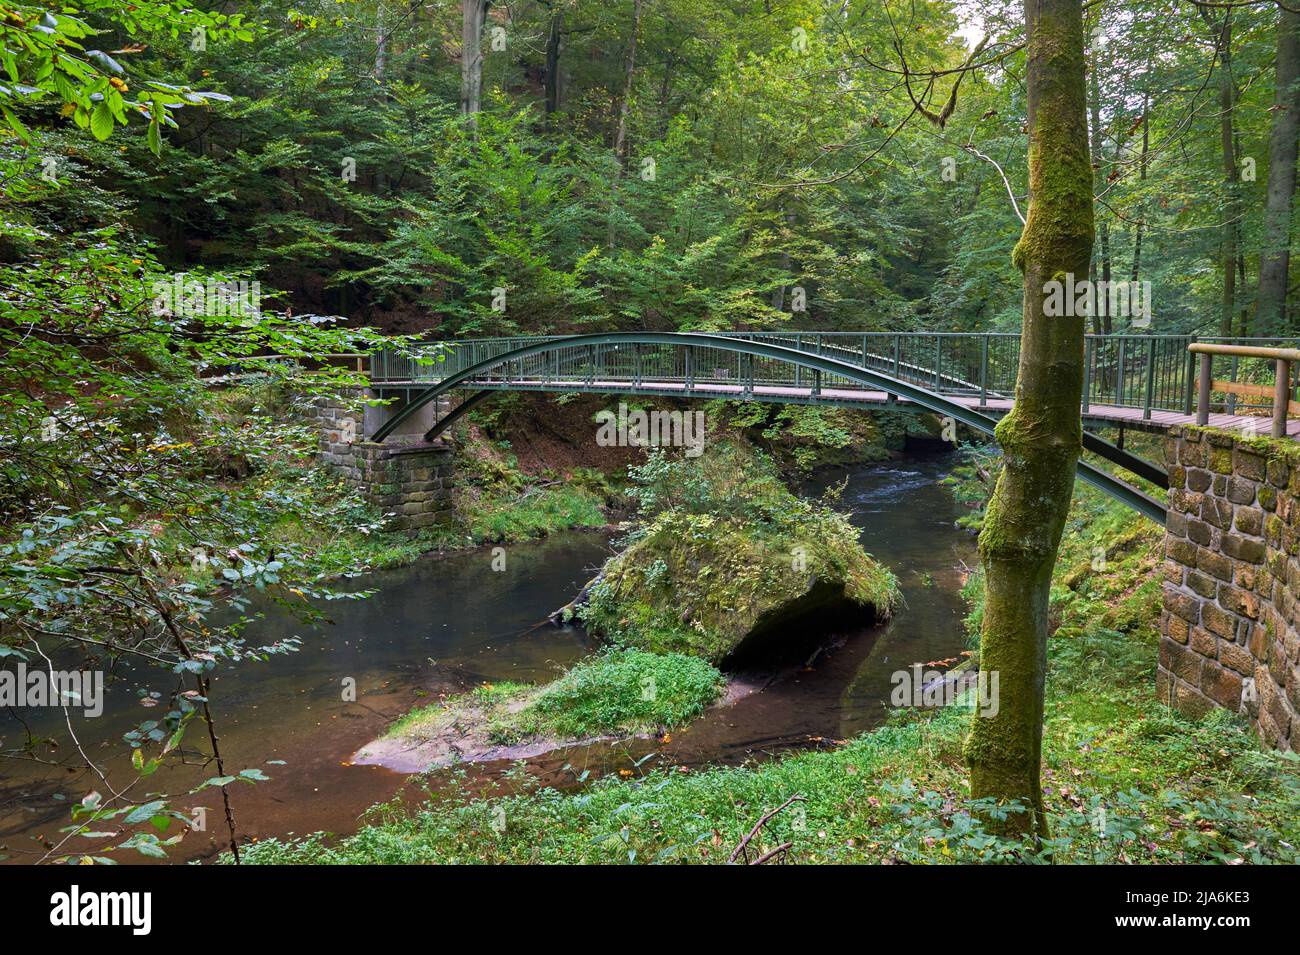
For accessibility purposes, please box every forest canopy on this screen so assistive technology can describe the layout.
[2,0,1296,340]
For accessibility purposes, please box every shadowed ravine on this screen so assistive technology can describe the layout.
[0,452,974,863]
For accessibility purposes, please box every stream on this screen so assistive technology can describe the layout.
[0,451,975,863]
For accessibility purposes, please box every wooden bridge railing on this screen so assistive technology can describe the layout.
[1191,342,1300,438]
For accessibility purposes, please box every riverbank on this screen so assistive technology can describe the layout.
[281,412,616,578]
[237,621,1300,863]
[237,461,1300,865]
[289,393,924,580]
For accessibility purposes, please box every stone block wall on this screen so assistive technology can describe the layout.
[310,389,366,472]
[1160,425,1300,751]
[346,441,454,531]
[308,389,454,532]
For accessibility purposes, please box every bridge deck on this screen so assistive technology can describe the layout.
[376,376,1300,438]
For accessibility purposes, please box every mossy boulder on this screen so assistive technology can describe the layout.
[580,507,898,665]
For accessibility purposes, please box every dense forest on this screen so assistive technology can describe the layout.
[2,0,1300,893]
[5,0,1298,338]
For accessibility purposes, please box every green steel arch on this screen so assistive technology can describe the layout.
[373,332,1166,523]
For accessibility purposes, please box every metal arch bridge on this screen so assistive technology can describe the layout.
[366,331,1300,526]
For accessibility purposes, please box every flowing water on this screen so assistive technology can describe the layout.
[0,452,975,863]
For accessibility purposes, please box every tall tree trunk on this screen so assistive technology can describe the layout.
[1238,248,1251,336]
[544,4,562,116]
[375,2,388,83]
[1131,90,1149,285]
[1218,17,1239,337]
[374,4,389,196]
[771,204,794,310]
[611,0,643,162]
[1087,42,1111,335]
[460,0,491,135]
[1202,9,1239,336]
[964,0,1093,838]
[1256,5,1300,334]
[607,0,644,249]
[658,51,676,116]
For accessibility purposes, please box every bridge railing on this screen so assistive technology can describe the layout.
[1191,342,1300,438]
[370,332,1297,420]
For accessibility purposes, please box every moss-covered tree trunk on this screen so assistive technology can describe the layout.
[1086,34,1110,336]
[964,0,1093,838]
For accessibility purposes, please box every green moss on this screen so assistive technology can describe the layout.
[1182,425,1299,460]
[387,650,724,746]
[578,443,898,663]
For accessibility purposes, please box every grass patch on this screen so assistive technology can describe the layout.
[525,649,724,740]
[452,432,611,544]
[384,649,724,748]
[459,483,607,543]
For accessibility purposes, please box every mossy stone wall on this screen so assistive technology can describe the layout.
[1160,425,1300,751]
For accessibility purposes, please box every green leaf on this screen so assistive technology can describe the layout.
[126,839,166,859]
[85,50,124,75]
[89,100,114,141]
[0,105,30,142]
[124,800,166,825]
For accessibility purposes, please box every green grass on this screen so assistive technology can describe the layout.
[383,649,725,748]
[273,515,462,577]
[460,483,607,544]
[525,648,724,741]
